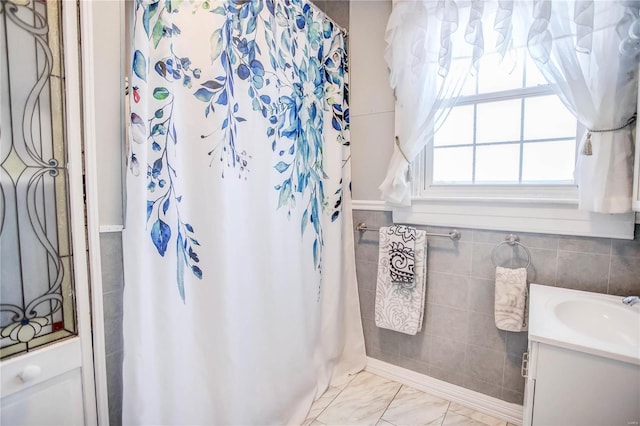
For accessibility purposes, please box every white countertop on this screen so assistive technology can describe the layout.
[529,284,640,366]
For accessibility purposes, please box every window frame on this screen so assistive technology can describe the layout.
[394,87,636,240]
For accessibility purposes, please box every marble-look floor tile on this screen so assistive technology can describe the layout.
[446,403,507,426]
[317,372,401,426]
[304,386,343,423]
[376,420,395,426]
[381,385,450,426]
[442,412,492,426]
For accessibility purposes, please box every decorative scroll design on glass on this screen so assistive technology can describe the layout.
[0,0,77,359]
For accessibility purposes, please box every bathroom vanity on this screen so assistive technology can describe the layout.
[523,285,640,426]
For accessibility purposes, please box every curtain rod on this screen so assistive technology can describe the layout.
[356,223,462,240]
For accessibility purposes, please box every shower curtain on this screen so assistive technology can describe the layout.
[122,1,365,424]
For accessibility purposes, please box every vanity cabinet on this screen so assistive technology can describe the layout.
[523,341,640,426]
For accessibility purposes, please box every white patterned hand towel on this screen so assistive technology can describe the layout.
[494,266,528,332]
[375,225,427,335]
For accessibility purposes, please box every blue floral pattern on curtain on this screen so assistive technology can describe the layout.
[129,0,349,302]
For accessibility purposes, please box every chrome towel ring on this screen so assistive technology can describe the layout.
[491,234,531,269]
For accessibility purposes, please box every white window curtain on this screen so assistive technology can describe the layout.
[381,0,640,214]
[527,0,639,213]
[380,0,476,205]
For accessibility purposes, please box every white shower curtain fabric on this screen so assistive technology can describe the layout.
[382,0,639,213]
[123,1,365,424]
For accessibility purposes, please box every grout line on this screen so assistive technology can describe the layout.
[311,373,357,423]
[440,400,453,426]
[378,384,404,425]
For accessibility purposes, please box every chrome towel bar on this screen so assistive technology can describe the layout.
[355,222,461,241]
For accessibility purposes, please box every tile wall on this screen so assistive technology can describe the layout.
[100,232,125,426]
[353,209,640,405]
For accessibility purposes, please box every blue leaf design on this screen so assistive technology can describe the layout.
[259,95,271,104]
[146,201,154,221]
[152,158,163,178]
[163,198,170,214]
[201,80,223,90]
[192,265,203,279]
[185,223,194,232]
[194,88,214,102]
[176,232,186,303]
[237,64,250,80]
[151,219,171,256]
[274,161,290,173]
[216,90,228,105]
[133,50,147,82]
[332,117,341,131]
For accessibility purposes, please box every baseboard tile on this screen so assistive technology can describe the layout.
[365,357,523,425]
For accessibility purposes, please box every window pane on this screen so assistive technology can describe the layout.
[475,144,520,183]
[434,105,474,146]
[433,147,473,183]
[478,53,524,94]
[476,99,521,143]
[522,140,576,183]
[524,95,576,140]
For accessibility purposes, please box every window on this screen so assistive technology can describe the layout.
[394,50,635,239]
[429,52,579,188]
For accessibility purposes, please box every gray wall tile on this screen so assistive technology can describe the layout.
[353,209,640,406]
[609,256,640,296]
[558,236,611,254]
[612,238,640,258]
[397,330,431,363]
[355,259,377,293]
[520,247,557,285]
[505,332,528,357]
[467,278,494,314]
[428,240,472,275]
[429,304,468,342]
[100,232,125,424]
[556,251,610,293]
[503,354,525,393]
[467,312,506,352]
[100,232,124,293]
[430,336,466,376]
[430,365,465,388]
[502,389,524,405]
[397,356,430,376]
[106,350,123,426]
[464,346,504,384]
[426,272,469,310]
[471,243,507,279]
[354,232,381,263]
[464,377,503,399]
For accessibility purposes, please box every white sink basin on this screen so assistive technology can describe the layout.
[553,299,639,347]
[529,284,640,365]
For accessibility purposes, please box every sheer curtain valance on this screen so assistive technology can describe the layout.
[381,0,640,213]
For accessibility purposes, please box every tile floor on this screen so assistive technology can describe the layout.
[303,371,518,426]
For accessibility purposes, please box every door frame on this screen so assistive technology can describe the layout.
[61,0,102,424]
[74,0,113,424]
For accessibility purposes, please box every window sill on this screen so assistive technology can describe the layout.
[392,197,636,240]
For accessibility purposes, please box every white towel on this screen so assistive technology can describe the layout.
[375,226,427,335]
[494,266,528,332]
